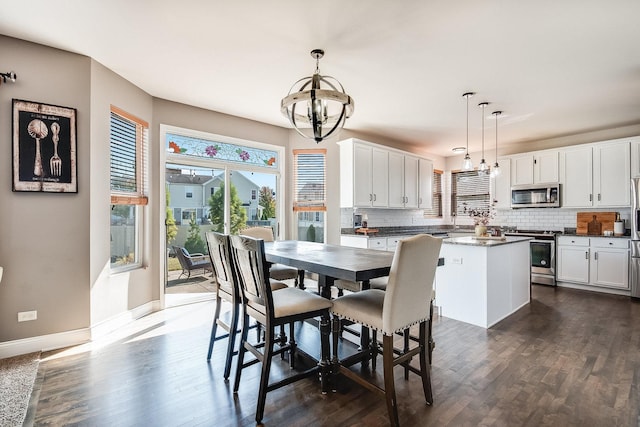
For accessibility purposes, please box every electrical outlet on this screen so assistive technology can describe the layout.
[451,257,463,265]
[18,310,37,322]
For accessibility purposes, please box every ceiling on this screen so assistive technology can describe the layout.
[1,1,639,158]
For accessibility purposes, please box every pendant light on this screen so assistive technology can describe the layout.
[478,101,490,175]
[490,110,502,177]
[461,92,475,170]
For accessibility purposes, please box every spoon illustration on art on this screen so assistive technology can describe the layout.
[27,119,48,177]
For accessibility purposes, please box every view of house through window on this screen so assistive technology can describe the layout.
[165,162,279,291]
[110,106,148,270]
[293,149,326,243]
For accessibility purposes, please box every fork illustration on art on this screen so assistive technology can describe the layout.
[50,122,62,177]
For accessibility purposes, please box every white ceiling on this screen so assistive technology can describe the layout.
[1,0,639,157]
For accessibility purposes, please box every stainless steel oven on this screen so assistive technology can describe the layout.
[505,230,558,286]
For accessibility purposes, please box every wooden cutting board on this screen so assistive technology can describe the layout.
[576,212,617,235]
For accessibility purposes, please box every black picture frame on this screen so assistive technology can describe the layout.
[12,99,77,193]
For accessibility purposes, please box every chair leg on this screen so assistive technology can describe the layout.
[255,325,274,424]
[331,315,340,364]
[371,329,378,371]
[223,302,239,380]
[403,328,410,380]
[233,310,250,393]
[419,321,433,405]
[383,334,400,427]
[297,269,306,290]
[288,321,297,369]
[428,300,435,364]
[206,294,223,361]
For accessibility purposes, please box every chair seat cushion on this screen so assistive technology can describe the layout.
[268,263,299,281]
[331,289,386,332]
[369,276,388,290]
[272,287,332,318]
[269,279,289,291]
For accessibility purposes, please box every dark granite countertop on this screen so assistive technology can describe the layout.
[341,226,472,238]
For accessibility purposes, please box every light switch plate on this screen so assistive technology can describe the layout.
[18,311,37,322]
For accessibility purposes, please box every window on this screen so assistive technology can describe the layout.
[451,170,491,217]
[110,106,148,269]
[293,149,326,243]
[185,186,193,198]
[423,170,443,218]
[251,189,257,200]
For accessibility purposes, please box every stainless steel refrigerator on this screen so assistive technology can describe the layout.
[631,178,640,298]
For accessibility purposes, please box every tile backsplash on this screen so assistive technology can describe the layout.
[341,207,631,232]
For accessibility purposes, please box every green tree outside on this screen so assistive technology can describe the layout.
[165,185,178,245]
[184,212,207,254]
[208,182,247,234]
[259,186,276,220]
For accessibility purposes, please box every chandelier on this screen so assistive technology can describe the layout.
[281,49,354,143]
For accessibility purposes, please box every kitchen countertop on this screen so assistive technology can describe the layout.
[443,236,532,247]
[341,226,472,237]
[560,232,631,239]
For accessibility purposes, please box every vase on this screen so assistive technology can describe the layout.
[475,225,487,237]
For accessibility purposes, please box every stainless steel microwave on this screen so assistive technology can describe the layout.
[511,183,560,208]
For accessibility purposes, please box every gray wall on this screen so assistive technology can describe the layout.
[0,36,91,341]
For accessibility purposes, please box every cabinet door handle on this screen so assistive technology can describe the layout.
[594,252,598,260]
[369,194,372,201]
[598,193,601,201]
[589,194,593,202]
[585,251,589,259]
[373,194,377,201]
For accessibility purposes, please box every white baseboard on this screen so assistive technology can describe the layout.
[556,281,631,296]
[90,300,161,340]
[0,328,91,360]
[0,300,161,360]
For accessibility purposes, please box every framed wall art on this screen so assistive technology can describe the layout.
[12,99,77,193]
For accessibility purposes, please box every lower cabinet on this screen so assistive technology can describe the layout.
[340,235,409,252]
[557,236,629,290]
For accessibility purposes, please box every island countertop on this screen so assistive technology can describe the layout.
[443,236,532,247]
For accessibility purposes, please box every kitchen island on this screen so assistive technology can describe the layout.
[435,236,532,328]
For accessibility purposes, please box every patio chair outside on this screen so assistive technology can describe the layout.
[172,246,213,279]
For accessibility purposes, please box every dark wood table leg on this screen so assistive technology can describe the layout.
[319,313,331,394]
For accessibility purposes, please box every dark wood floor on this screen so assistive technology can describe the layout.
[29,285,640,426]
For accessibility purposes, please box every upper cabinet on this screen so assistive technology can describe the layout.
[418,158,434,209]
[339,138,432,209]
[388,152,418,208]
[492,157,512,209]
[511,151,559,186]
[629,137,640,178]
[560,139,630,208]
[344,141,389,207]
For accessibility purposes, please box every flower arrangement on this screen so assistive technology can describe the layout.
[463,203,495,226]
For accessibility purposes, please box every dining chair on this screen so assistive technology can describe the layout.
[240,226,305,288]
[330,234,442,427]
[230,234,332,424]
[204,232,288,379]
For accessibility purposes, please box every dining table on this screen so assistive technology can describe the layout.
[263,240,395,299]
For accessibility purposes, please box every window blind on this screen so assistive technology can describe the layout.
[110,106,148,205]
[451,170,491,216]
[293,149,326,211]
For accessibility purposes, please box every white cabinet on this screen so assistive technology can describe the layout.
[388,152,418,208]
[418,158,433,209]
[590,238,629,289]
[510,151,559,186]
[557,236,630,290]
[340,139,389,208]
[556,236,590,284]
[631,138,640,178]
[492,157,512,209]
[593,142,630,207]
[560,146,593,208]
[339,138,433,209]
[560,140,630,208]
[340,235,404,252]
